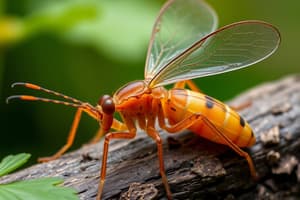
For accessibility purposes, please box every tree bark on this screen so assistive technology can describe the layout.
[1,75,300,200]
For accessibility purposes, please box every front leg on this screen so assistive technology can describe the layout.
[38,108,83,162]
[97,130,136,200]
[89,118,128,144]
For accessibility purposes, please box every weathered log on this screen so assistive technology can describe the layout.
[1,75,300,200]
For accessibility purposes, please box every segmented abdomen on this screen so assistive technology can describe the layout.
[163,89,255,147]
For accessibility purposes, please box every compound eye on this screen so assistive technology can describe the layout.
[98,94,111,106]
[102,99,115,115]
[98,95,115,115]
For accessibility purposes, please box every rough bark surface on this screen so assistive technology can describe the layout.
[1,75,300,200]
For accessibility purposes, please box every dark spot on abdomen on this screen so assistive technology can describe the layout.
[239,115,245,127]
[205,95,214,109]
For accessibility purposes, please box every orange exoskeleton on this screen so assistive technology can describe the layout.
[7,0,280,199]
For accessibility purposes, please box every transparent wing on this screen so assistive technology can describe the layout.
[149,21,281,87]
[144,0,218,81]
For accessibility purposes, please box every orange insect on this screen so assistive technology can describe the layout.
[7,0,280,199]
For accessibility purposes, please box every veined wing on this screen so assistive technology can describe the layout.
[144,0,218,81]
[149,20,281,87]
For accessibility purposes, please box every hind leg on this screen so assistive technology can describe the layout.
[174,80,202,93]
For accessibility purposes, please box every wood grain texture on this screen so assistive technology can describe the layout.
[1,75,300,200]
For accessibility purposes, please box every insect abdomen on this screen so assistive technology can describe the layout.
[164,89,255,147]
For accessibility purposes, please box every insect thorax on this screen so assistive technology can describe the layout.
[113,80,167,117]
[114,80,166,103]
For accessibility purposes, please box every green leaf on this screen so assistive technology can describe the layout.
[0,177,79,200]
[0,153,31,177]
[0,154,79,200]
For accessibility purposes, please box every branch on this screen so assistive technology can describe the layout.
[1,75,300,200]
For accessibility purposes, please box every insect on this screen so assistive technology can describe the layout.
[7,0,280,199]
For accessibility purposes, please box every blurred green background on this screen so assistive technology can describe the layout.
[0,0,299,161]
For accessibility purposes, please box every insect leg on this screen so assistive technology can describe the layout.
[157,101,201,133]
[161,114,202,133]
[89,119,128,144]
[147,101,172,199]
[146,127,172,200]
[38,108,83,162]
[97,129,136,200]
[201,116,257,179]
[174,80,202,92]
[230,101,252,111]
[157,102,257,179]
